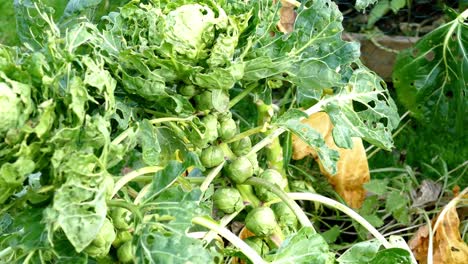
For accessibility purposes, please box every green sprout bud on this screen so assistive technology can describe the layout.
[225,156,254,183]
[254,169,287,202]
[246,152,260,176]
[218,118,237,141]
[200,145,225,168]
[194,91,213,111]
[117,241,133,263]
[201,114,219,143]
[213,187,243,214]
[230,137,252,156]
[271,202,298,232]
[112,230,132,248]
[84,218,116,258]
[245,207,278,237]
[178,84,198,97]
[110,207,130,230]
[243,237,269,256]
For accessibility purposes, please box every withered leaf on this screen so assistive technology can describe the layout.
[409,189,468,264]
[291,112,370,208]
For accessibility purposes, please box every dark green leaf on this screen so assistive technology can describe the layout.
[274,109,339,175]
[337,240,381,263]
[266,227,334,264]
[393,13,467,135]
[369,248,412,264]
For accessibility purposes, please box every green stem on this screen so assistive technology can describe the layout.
[286,192,392,248]
[200,161,226,192]
[0,247,13,259]
[229,83,258,109]
[244,177,314,229]
[248,99,326,156]
[108,199,143,223]
[224,125,266,144]
[248,128,286,156]
[149,116,194,124]
[236,184,261,207]
[112,166,163,197]
[218,142,236,160]
[203,207,245,245]
[112,126,137,145]
[192,216,266,264]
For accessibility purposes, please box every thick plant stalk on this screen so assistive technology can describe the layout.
[287,192,392,248]
[256,100,287,179]
[112,166,162,197]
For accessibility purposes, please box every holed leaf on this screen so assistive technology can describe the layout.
[393,11,467,135]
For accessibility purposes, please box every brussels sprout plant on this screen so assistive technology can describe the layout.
[0,0,415,263]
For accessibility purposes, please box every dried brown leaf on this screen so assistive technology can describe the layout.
[409,189,468,264]
[291,112,370,208]
[433,206,468,263]
[409,225,430,263]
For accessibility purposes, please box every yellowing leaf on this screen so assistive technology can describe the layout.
[433,206,468,264]
[291,112,370,208]
[409,189,468,264]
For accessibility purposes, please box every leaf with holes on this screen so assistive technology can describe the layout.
[393,11,468,135]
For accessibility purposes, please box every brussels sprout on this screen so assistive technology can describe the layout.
[218,118,237,141]
[163,4,216,61]
[213,187,243,214]
[271,202,298,231]
[200,145,225,168]
[112,230,132,248]
[243,237,269,256]
[246,152,260,175]
[230,137,252,156]
[194,91,213,111]
[117,241,134,263]
[245,207,278,237]
[225,156,254,183]
[110,207,130,230]
[254,169,287,202]
[201,114,219,143]
[0,82,22,136]
[178,84,198,97]
[84,218,116,258]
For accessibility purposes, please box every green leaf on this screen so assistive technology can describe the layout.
[321,225,341,244]
[14,0,55,50]
[274,109,339,175]
[138,120,161,166]
[155,127,188,166]
[146,161,186,201]
[211,89,230,113]
[369,248,412,264]
[152,187,208,231]
[136,227,214,264]
[46,152,110,252]
[324,68,399,150]
[0,157,35,204]
[62,0,102,18]
[267,227,335,264]
[385,191,410,224]
[367,0,391,28]
[337,240,381,263]
[355,0,379,11]
[145,152,203,203]
[364,179,389,195]
[393,12,467,135]
[390,0,406,13]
